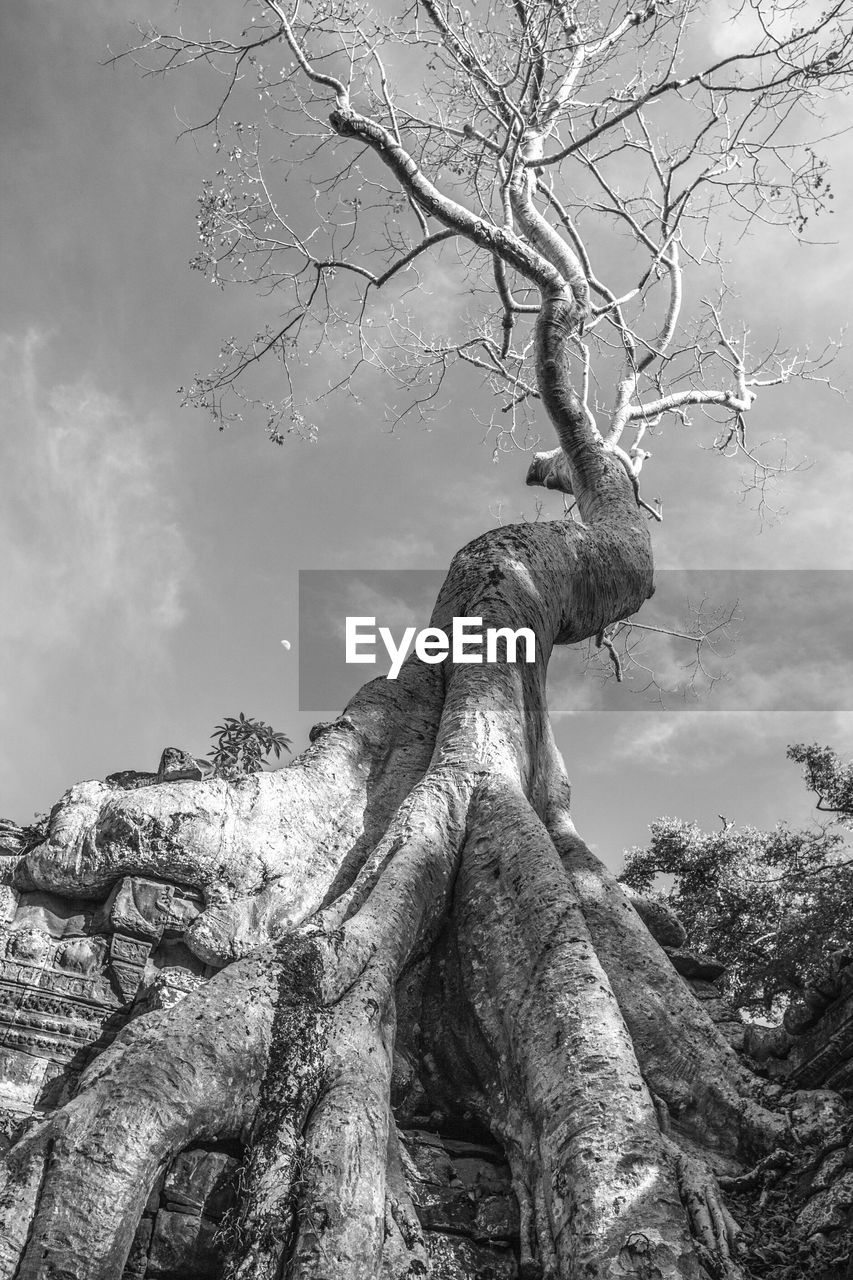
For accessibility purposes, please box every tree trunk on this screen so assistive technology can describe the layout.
[1,473,824,1280]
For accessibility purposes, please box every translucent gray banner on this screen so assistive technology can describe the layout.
[297,569,853,714]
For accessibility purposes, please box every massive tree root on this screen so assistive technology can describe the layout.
[1,480,823,1280]
[1,83,818,1274]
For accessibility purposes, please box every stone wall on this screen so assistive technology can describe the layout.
[0,785,524,1278]
[114,1127,522,1280]
[123,1146,240,1279]
[0,871,212,1145]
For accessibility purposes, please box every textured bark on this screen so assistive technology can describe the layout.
[1,490,800,1280]
[451,781,705,1280]
[1,955,278,1279]
[0,322,827,1278]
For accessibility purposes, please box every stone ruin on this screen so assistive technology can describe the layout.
[0,754,521,1280]
[1,760,852,1278]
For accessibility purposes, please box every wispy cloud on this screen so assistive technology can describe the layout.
[0,330,191,681]
[609,707,853,773]
[616,715,698,767]
[339,530,442,569]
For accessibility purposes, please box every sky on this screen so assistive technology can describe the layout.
[1,1,852,870]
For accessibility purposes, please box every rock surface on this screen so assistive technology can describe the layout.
[621,887,687,949]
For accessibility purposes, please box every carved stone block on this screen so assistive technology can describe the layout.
[105,770,158,790]
[148,1209,223,1278]
[108,962,148,1006]
[788,1089,852,1146]
[54,937,106,975]
[158,747,212,783]
[0,1046,50,1114]
[624,888,687,949]
[163,1149,238,1221]
[145,1167,167,1215]
[104,877,202,942]
[0,885,19,925]
[121,1214,153,1278]
[412,1182,478,1235]
[452,1157,513,1194]
[425,1233,518,1279]
[110,934,153,966]
[474,1194,521,1242]
[11,891,96,940]
[140,966,206,1013]
[0,876,211,1127]
[0,959,114,1006]
[401,1133,456,1186]
[665,948,726,980]
[106,931,154,1005]
[413,1183,519,1244]
[788,990,853,1091]
[5,929,51,964]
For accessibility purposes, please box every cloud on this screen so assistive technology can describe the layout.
[608,707,853,776]
[0,330,191,683]
[340,530,442,569]
[618,715,698,767]
[608,711,760,770]
[548,679,602,718]
[657,450,853,572]
[300,570,443,639]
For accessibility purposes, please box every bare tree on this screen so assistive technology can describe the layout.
[2,2,852,1278]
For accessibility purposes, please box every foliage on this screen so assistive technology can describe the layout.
[125,0,851,507]
[209,712,292,776]
[620,747,853,1018]
[788,742,853,824]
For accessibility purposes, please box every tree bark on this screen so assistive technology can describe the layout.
[2,474,818,1280]
[0,271,831,1279]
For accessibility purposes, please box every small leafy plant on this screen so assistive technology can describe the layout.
[209,713,292,776]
